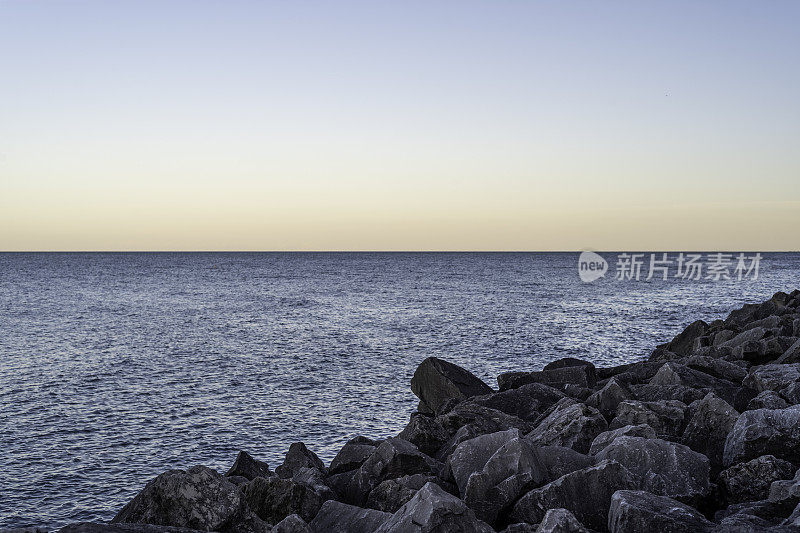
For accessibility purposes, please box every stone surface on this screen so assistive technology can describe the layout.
[607,490,713,533]
[243,475,329,524]
[662,320,709,356]
[308,500,391,533]
[718,455,795,504]
[743,364,800,394]
[59,525,210,533]
[366,474,452,513]
[588,424,656,455]
[498,365,596,391]
[446,429,519,495]
[681,393,739,472]
[226,451,272,481]
[586,378,630,420]
[112,466,245,531]
[610,400,686,438]
[272,515,312,533]
[328,437,379,475]
[747,391,789,410]
[723,405,800,466]
[526,402,607,454]
[411,357,493,415]
[534,508,590,533]
[276,443,327,479]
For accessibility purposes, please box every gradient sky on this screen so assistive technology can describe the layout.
[1,1,798,251]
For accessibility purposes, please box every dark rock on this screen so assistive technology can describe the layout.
[398,414,449,457]
[446,428,520,494]
[649,363,738,405]
[683,355,748,384]
[543,358,595,371]
[714,513,778,532]
[292,467,336,502]
[112,466,245,530]
[629,384,708,404]
[743,364,800,394]
[509,460,639,531]
[226,451,272,481]
[723,405,800,466]
[715,498,797,525]
[588,424,656,455]
[308,500,390,533]
[373,482,493,533]
[610,399,686,439]
[596,436,711,502]
[535,508,591,533]
[768,468,800,506]
[243,475,329,524]
[777,338,800,364]
[469,383,567,421]
[607,490,713,533]
[411,357,493,415]
[328,437,379,475]
[58,525,209,533]
[718,455,795,504]
[526,402,607,454]
[500,525,537,533]
[586,378,630,420]
[662,320,709,357]
[780,383,800,405]
[366,474,453,513]
[596,361,663,384]
[276,443,326,479]
[681,393,739,472]
[748,391,789,410]
[272,514,312,533]
[498,365,596,391]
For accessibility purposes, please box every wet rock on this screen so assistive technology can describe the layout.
[276,443,326,479]
[328,437,379,475]
[681,393,739,472]
[498,365,596,391]
[718,455,795,504]
[446,429,520,494]
[607,490,713,533]
[723,405,800,466]
[535,508,591,533]
[747,391,789,410]
[243,475,329,524]
[226,451,272,481]
[586,378,630,420]
[588,424,656,455]
[308,500,391,533]
[743,364,800,393]
[714,513,776,532]
[510,460,639,531]
[526,402,607,454]
[596,436,711,503]
[272,514,312,533]
[366,474,453,513]
[374,482,493,533]
[610,400,686,439]
[411,357,493,414]
[112,466,245,530]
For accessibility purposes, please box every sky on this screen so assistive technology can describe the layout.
[0,1,798,251]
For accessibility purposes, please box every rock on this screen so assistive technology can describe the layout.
[112,466,245,530]
[662,320,709,356]
[543,358,595,371]
[526,402,607,454]
[681,393,739,472]
[308,500,391,533]
[683,355,748,384]
[367,474,453,513]
[292,467,336,502]
[718,455,795,504]
[588,424,656,455]
[610,400,686,439]
[723,405,800,466]
[272,514,312,533]
[630,384,708,404]
[436,403,535,445]
[743,364,800,393]
[467,383,567,421]
[446,429,520,494]
[501,525,537,533]
[226,451,272,481]
[607,490,714,533]
[58,525,210,533]
[243,475,329,524]
[498,365,596,391]
[777,338,800,364]
[596,436,711,502]
[398,414,450,457]
[596,361,663,385]
[715,513,777,532]
[328,437,379,475]
[586,378,630,420]
[535,508,591,533]
[780,383,800,405]
[715,499,797,525]
[510,460,639,531]
[768,468,800,506]
[649,363,738,405]
[747,391,789,410]
[411,357,493,415]
[374,482,493,533]
[345,438,436,506]
[721,327,770,349]
[276,443,327,479]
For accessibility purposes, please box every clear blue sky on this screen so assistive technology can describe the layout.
[1,1,798,250]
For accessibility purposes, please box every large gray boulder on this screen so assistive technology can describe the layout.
[243,475,330,524]
[586,378,630,420]
[59,524,218,533]
[589,425,656,456]
[411,357,493,415]
[535,508,591,533]
[683,355,748,384]
[366,474,455,514]
[398,414,451,457]
[776,338,800,364]
[649,363,738,405]
[374,482,493,533]
[276,443,327,479]
[747,391,789,410]
[328,437,379,475]
[743,364,800,393]
[112,466,245,530]
[610,400,686,439]
[661,320,709,356]
[226,451,272,481]
[272,515,312,533]
[718,455,795,504]
[596,436,711,503]
[446,429,519,494]
[681,393,739,472]
[498,364,596,391]
[466,383,566,421]
[607,490,714,533]
[526,401,607,454]
[723,405,800,466]
[768,467,800,507]
[308,500,391,533]
[509,460,639,531]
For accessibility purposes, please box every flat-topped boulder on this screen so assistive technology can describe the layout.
[411,357,493,414]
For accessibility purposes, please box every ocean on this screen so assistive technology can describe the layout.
[1,251,798,528]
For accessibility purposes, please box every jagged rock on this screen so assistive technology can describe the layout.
[308,500,391,533]
[510,460,639,531]
[328,437,379,475]
[768,468,800,506]
[272,514,312,533]
[596,436,710,502]
[681,393,739,472]
[276,443,327,479]
[748,391,789,410]
[544,358,595,371]
[398,414,450,457]
[718,455,795,504]
[743,364,800,393]
[588,425,656,455]
[780,383,800,405]
[683,355,748,384]
[610,400,686,438]
[498,364,596,391]
[777,338,800,364]
[629,384,708,404]
[720,327,771,349]
[59,524,212,533]
[226,451,272,481]
[463,438,593,525]
[411,357,493,414]
[367,474,453,513]
[586,378,630,419]
[662,320,709,356]
[526,402,607,454]
[374,482,493,533]
[715,513,777,532]
[649,363,737,405]
[446,429,520,494]
[597,361,663,385]
[501,525,537,533]
[436,403,535,441]
[292,467,336,502]
[112,466,245,530]
[714,499,797,525]
[723,405,800,466]
[607,490,713,533]
[467,383,567,421]
[243,475,329,524]
[535,508,591,533]
[345,438,436,506]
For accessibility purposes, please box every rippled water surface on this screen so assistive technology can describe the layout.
[2,252,799,528]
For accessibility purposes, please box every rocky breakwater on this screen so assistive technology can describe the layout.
[51,290,800,532]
